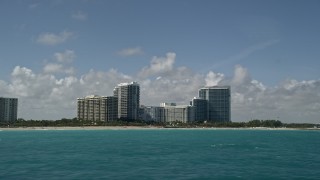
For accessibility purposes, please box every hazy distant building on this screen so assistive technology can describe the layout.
[139,105,164,122]
[77,95,118,121]
[199,86,231,122]
[160,102,176,107]
[114,82,140,121]
[0,97,18,122]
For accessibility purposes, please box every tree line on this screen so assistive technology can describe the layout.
[0,118,318,129]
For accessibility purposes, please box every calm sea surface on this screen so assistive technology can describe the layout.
[0,129,319,179]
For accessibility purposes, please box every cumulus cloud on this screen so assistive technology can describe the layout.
[0,66,132,120]
[139,66,204,106]
[72,11,88,21]
[232,65,250,85]
[42,50,76,75]
[138,52,176,78]
[54,50,75,63]
[1,52,320,123]
[117,47,144,57]
[205,71,224,86]
[228,65,320,123]
[36,31,73,45]
[43,63,64,74]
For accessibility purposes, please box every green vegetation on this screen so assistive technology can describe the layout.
[1,118,151,127]
[0,118,318,129]
[163,120,283,128]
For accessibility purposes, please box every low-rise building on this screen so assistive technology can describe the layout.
[141,103,194,123]
[162,104,194,123]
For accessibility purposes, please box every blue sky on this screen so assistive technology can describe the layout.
[1,0,320,123]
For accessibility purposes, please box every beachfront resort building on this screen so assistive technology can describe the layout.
[114,82,140,121]
[140,86,231,123]
[77,95,118,121]
[160,103,194,123]
[199,86,231,122]
[77,82,231,123]
[139,105,164,122]
[190,97,208,121]
[77,82,140,122]
[140,103,194,123]
[0,97,18,122]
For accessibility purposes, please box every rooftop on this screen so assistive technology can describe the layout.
[200,85,230,90]
[117,81,139,87]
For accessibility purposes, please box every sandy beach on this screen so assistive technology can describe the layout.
[0,126,316,131]
[0,126,164,131]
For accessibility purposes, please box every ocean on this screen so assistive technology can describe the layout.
[0,129,319,179]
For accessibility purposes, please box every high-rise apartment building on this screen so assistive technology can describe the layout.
[77,95,118,121]
[139,86,231,123]
[0,97,18,122]
[113,82,140,121]
[199,86,231,122]
[190,97,208,121]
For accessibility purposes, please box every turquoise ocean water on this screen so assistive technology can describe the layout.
[0,129,319,179]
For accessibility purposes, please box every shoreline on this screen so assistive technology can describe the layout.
[0,126,319,131]
[0,126,160,131]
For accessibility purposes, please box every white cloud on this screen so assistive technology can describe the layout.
[12,66,35,78]
[43,63,63,74]
[1,53,320,123]
[0,66,132,120]
[232,65,250,85]
[138,52,176,78]
[72,11,88,21]
[117,47,144,57]
[54,50,75,63]
[64,67,75,75]
[43,50,76,75]
[205,71,224,86]
[139,66,204,106]
[36,31,73,45]
[229,65,320,123]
